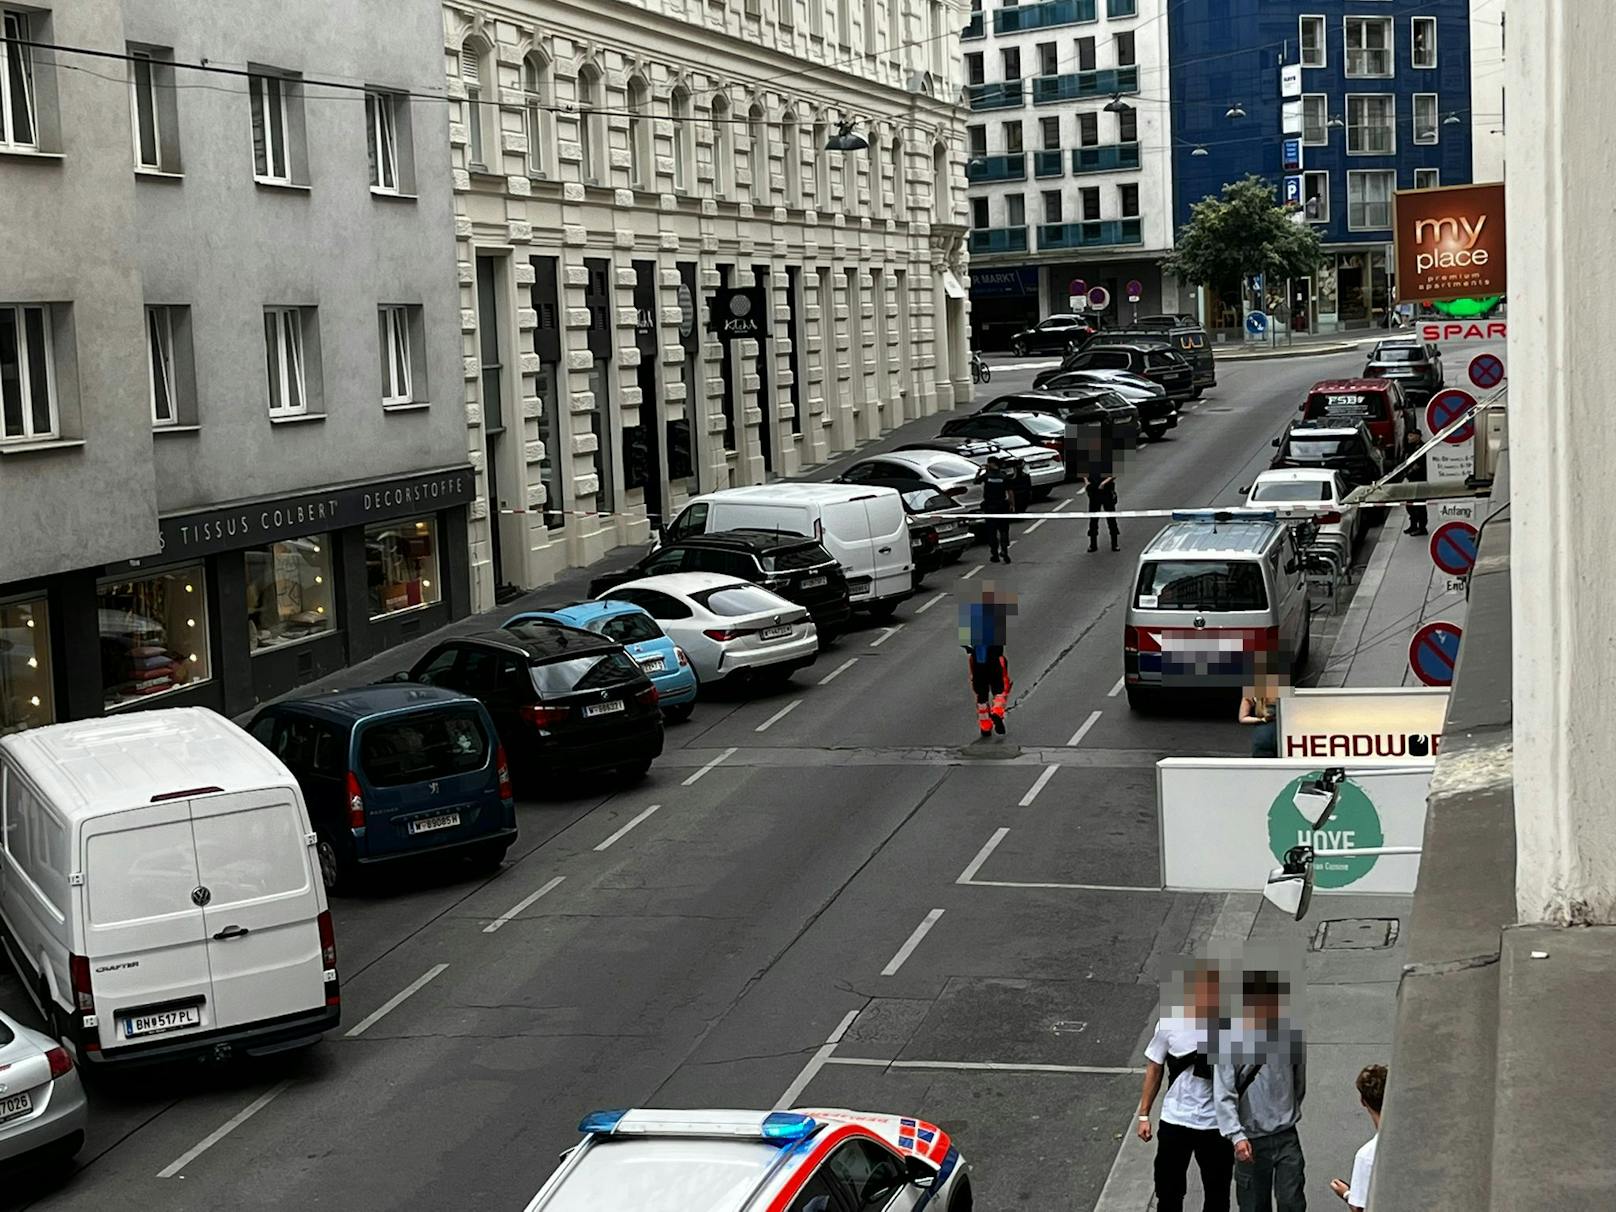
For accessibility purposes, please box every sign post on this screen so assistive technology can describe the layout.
[1125,278,1142,321]
[1408,621,1464,687]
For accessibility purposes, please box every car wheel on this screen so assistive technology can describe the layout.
[1294,616,1312,675]
[1011,340,1028,357]
[470,840,511,875]
[866,598,900,622]
[948,1175,974,1212]
[621,759,654,783]
[317,834,354,895]
[1190,387,1204,400]
[1125,685,1156,714]
[1145,425,1169,442]
[662,701,696,724]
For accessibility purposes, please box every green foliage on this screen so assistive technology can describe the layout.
[1163,175,1324,291]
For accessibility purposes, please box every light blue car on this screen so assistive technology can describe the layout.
[505,601,699,722]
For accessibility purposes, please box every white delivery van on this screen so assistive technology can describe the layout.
[663,484,913,617]
[0,708,340,1066]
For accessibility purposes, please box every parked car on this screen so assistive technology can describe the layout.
[506,601,700,723]
[950,430,1065,497]
[839,449,984,509]
[1243,467,1367,554]
[1054,341,1196,402]
[600,574,819,688]
[250,685,518,891]
[1363,338,1444,401]
[1270,420,1387,489]
[895,436,1037,508]
[0,1007,86,1170]
[1008,313,1094,356]
[588,530,851,642]
[395,624,664,787]
[942,408,1069,454]
[978,389,1144,456]
[1041,375,1175,441]
[1031,365,1166,402]
[1086,323,1217,395]
[835,476,975,577]
[1299,378,1409,453]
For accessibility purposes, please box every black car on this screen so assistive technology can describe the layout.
[979,388,1143,455]
[942,409,1067,451]
[1270,420,1387,488]
[1056,342,1196,403]
[1363,338,1444,401]
[1085,323,1216,394]
[588,529,852,637]
[1008,313,1095,356]
[1038,374,1175,442]
[838,476,974,581]
[394,624,664,787]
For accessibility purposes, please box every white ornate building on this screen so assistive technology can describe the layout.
[443,0,971,606]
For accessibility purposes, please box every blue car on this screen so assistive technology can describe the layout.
[248,685,517,893]
[506,601,699,722]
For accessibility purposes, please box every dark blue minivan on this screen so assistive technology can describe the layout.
[249,685,517,893]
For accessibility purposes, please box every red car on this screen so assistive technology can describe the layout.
[1299,378,1409,452]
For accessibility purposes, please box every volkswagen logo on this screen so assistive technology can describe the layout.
[191,886,212,908]
[1194,615,1207,630]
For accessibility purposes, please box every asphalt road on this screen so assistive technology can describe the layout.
[3,339,1393,1210]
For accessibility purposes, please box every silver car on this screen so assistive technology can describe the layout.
[839,449,985,509]
[0,1008,87,1169]
[979,432,1065,494]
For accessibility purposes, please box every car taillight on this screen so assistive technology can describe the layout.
[636,685,659,707]
[521,703,570,727]
[318,909,340,1007]
[346,770,366,830]
[924,530,939,547]
[1318,511,1342,524]
[704,628,744,642]
[46,1046,72,1080]
[1124,625,1139,653]
[69,953,94,1015]
[674,646,690,667]
[496,744,513,800]
[1039,437,1065,452]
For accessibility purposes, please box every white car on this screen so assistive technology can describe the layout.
[976,433,1065,494]
[1244,468,1365,554]
[839,449,985,510]
[522,1108,972,1212]
[0,1008,87,1170]
[600,573,819,687]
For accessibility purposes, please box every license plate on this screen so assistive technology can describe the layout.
[799,576,828,589]
[0,1091,33,1124]
[583,700,624,717]
[761,626,793,640]
[408,812,461,835]
[637,656,666,672]
[124,1005,201,1038]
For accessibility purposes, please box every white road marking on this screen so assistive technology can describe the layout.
[1108,676,1125,697]
[345,963,449,1039]
[157,1081,292,1179]
[681,746,738,786]
[818,658,859,685]
[773,1008,862,1111]
[1066,709,1103,747]
[965,878,1161,892]
[1024,499,1073,533]
[914,592,948,614]
[825,1056,1144,1076]
[1018,764,1059,807]
[484,875,565,934]
[881,909,946,977]
[755,700,803,733]
[870,626,902,648]
[594,804,663,851]
[957,827,1009,884]
[960,564,985,580]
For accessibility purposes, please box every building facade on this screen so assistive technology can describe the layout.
[0,0,472,733]
[444,0,972,607]
[1169,0,1473,332]
[1469,0,1503,183]
[962,0,1178,347]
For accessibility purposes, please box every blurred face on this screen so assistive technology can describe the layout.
[1248,991,1280,1027]
[1191,967,1221,1020]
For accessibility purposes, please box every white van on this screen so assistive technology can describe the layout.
[0,709,339,1066]
[663,484,913,617]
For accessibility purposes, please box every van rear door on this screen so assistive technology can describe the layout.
[859,490,912,601]
[821,498,878,601]
[189,789,327,1029]
[80,804,214,1052]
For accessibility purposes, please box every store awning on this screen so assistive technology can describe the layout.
[942,270,967,299]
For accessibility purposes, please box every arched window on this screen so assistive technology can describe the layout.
[812,118,829,206]
[671,85,693,192]
[932,141,949,222]
[867,126,883,218]
[577,64,602,184]
[627,74,651,190]
[460,37,492,169]
[890,135,905,218]
[711,93,732,197]
[523,52,551,177]
[748,103,768,203]
[782,109,801,206]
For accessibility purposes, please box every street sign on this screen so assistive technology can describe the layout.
[708,286,770,342]
[1068,277,1087,298]
[1280,64,1302,99]
[1284,175,1302,207]
[1468,352,1505,390]
[1068,295,1084,311]
[1409,621,1464,688]
[1429,521,1480,577]
[1281,138,1302,173]
[1087,285,1111,311]
[1245,311,1269,336]
[1426,389,1477,445]
[1125,279,1143,302]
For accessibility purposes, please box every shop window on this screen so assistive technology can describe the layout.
[97,567,210,708]
[245,537,334,652]
[365,518,440,618]
[0,595,53,734]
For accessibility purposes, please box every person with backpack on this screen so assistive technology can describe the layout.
[1213,969,1308,1212]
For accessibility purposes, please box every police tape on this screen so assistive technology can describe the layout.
[921,498,1488,522]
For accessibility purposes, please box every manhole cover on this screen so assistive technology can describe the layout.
[1311,918,1400,951]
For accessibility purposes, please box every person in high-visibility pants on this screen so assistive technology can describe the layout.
[968,644,1012,735]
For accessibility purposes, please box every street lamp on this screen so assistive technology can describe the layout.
[1327,115,1345,129]
[1443,112,1463,126]
[1225,103,1247,119]
[1103,94,1133,114]
[824,121,868,152]
[1190,145,1209,156]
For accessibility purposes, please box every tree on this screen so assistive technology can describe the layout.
[1163,175,1324,303]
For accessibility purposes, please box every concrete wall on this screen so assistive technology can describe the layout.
[0,0,159,581]
[1469,0,1505,183]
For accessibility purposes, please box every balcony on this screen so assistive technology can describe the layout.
[1032,65,1139,105]
[966,153,1027,183]
[993,0,1096,36]
[962,11,984,39]
[1036,217,1142,250]
[969,226,1030,255]
[1106,0,1136,16]
[967,80,1026,110]
[1033,149,1065,178]
[1071,141,1141,173]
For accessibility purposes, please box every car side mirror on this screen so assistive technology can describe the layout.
[1240,485,1251,494]
[1271,437,1281,447]
[905,1156,936,1189]
[376,670,413,684]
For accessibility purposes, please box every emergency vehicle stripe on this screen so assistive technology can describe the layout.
[913,1148,962,1210]
[761,1124,953,1211]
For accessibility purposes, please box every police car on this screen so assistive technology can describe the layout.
[521,1107,972,1211]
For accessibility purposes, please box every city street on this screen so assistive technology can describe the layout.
[2,343,1393,1210]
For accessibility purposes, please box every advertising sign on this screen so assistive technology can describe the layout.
[1280,64,1302,99]
[1277,687,1449,763]
[1282,102,1303,137]
[1284,175,1303,207]
[1158,759,1432,894]
[1281,137,1302,172]
[708,286,770,342]
[1394,182,1507,305]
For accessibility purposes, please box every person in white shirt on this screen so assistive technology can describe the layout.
[1330,1064,1386,1211]
[1137,960,1234,1212]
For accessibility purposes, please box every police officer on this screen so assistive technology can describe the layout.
[979,455,1016,563]
[1083,471,1120,552]
[1398,429,1428,536]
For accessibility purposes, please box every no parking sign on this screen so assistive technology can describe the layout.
[1409,621,1464,687]
[1429,521,1479,578]
[1426,389,1476,444]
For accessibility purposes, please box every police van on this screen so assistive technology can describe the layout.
[1123,513,1311,711]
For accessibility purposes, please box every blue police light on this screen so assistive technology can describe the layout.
[760,1112,820,1142]
[578,1109,630,1134]
[1171,509,1279,523]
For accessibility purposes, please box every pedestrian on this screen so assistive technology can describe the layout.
[1082,469,1119,552]
[1397,429,1428,537]
[959,587,1014,737]
[1329,1064,1386,1211]
[1239,662,1280,758]
[979,455,1016,563]
[1137,960,1234,1212]
[1213,969,1307,1212]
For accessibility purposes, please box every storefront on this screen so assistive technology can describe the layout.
[968,267,1041,350]
[0,467,474,734]
[1315,248,1393,332]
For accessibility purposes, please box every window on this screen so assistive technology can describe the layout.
[359,709,486,787]
[249,71,299,183]
[366,90,399,192]
[0,596,52,734]
[1076,36,1096,72]
[1002,48,1021,81]
[129,48,171,170]
[1038,41,1057,78]
[1303,170,1329,221]
[1347,169,1395,230]
[578,66,603,184]
[1118,182,1139,217]
[263,306,308,416]
[1301,93,1328,145]
[781,111,802,205]
[967,124,987,157]
[824,1140,908,1211]
[146,306,178,425]
[889,136,904,213]
[1345,16,1393,78]
[1414,166,1439,190]
[523,54,550,176]
[965,53,985,87]
[1006,193,1025,226]
[1080,185,1099,220]
[0,304,55,442]
[365,518,440,617]
[711,94,732,196]
[809,0,823,37]
[864,0,877,53]
[1346,94,1394,154]
[246,537,334,651]
[1115,31,1135,67]
[1040,116,1060,149]
[97,567,210,707]
[838,0,852,46]
[1078,111,1098,146]
[1411,17,1437,69]
[1042,190,1062,222]
[1002,121,1023,154]
[971,196,989,229]
[627,76,652,190]
[749,103,768,202]
[1118,107,1137,143]
[1413,92,1438,144]
[814,120,831,203]
[1136,561,1268,612]
[779,0,794,27]
[1299,15,1325,68]
[672,87,693,191]
[0,8,37,149]
[378,305,415,405]
[461,41,487,168]
[933,141,950,222]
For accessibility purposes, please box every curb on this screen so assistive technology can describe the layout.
[1217,342,1360,363]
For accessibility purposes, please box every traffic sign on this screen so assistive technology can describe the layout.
[1429,521,1479,577]
[1468,352,1505,390]
[1281,138,1302,173]
[1125,279,1143,302]
[1409,621,1464,688]
[1284,175,1302,207]
[1068,295,1084,311]
[1245,311,1269,336]
[1068,278,1087,298]
[1426,389,1476,445]
[1087,285,1111,311]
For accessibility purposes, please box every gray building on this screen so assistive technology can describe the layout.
[0,0,471,731]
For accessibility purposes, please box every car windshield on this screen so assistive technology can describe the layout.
[1021,414,1065,435]
[920,454,982,478]
[760,542,833,572]
[531,650,642,695]
[592,612,663,645]
[359,710,489,788]
[903,488,955,512]
[1285,437,1364,461]
[538,1139,777,1212]
[693,585,788,616]
[1375,346,1421,362]
[1252,481,1332,502]
[1137,561,1269,611]
[0,1018,13,1047]
[1306,392,1386,421]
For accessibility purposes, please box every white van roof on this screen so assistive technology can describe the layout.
[694,483,900,507]
[0,707,292,825]
[1142,520,1286,559]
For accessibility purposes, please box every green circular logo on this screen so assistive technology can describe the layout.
[1267,772,1385,889]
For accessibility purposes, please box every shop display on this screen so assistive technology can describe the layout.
[96,569,209,708]
[0,596,53,734]
[246,537,334,651]
[365,518,439,618]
